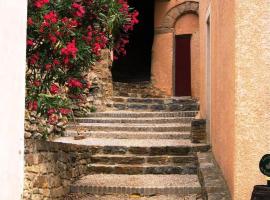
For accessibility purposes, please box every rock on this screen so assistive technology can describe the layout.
[33,133,43,139]
[25,131,32,139]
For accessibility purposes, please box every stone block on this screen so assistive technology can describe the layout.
[33,175,49,189]
[129,147,149,155]
[191,119,206,143]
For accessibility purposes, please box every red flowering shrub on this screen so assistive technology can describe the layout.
[26,0,139,139]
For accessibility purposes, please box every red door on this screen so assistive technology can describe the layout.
[175,34,191,96]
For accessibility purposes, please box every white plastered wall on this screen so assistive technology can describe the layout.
[0,0,27,199]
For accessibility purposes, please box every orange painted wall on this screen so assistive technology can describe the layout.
[152,32,174,94]
[152,1,200,97]
[199,0,235,196]
[154,0,199,27]
[175,14,200,99]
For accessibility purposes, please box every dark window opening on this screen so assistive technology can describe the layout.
[112,0,155,83]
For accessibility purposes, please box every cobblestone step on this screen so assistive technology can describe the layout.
[65,131,191,139]
[113,81,166,98]
[53,137,210,156]
[67,123,191,132]
[85,111,198,118]
[70,174,201,196]
[108,102,199,112]
[89,155,196,165]
[87,163,197,175]
[112,96,197,104]
[65,194,202,200]
[75,117,194,124]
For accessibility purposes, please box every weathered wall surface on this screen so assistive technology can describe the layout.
[190,31,200,99]
[24,140,94,199]
[200,0,270,199]
[0,1,27,199]
[152,32,174,94]
[199,0,235,196]
[85,50,113,112]
[234,0,270,199]
[154,0,199,27]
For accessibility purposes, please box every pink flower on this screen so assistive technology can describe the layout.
[28,101,38,111]
[63,57,69,64]
[29,54,39,65]
[67,78,83,89]
[92,43,101,55]
[27,18,34,26]
[44,11,58,24]
[47,108,57,115]
[53,59,60,65]
[45,64,53,71]
[49,34,57,43]
[33,80,41,87]
[34,0,50,8]
[50,83,59,94]
[27,39,34,46]
[72,3,85,18]
[59,108,71,115]
[61,39,78,58]
[48,114,59,125]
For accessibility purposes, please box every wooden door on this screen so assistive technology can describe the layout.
[175,34,191,96]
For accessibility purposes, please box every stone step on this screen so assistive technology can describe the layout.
[65,131,190,139]
[65,193,201,200]
[85,111,198,118]
[67,123,191,132]
[89,155,196,165]
[112,96,197,104]
[87,163,197,175]
[75,117,194,124]
[53,137,210,156]
[70,174,201,196]
[113,81,166,98]
[108,102,199,112]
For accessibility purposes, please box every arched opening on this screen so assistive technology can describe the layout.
[174,13,200,97]
[112,0,155,82]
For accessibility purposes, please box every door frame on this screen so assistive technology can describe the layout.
[173,34,192,96]
[205,5,211,144]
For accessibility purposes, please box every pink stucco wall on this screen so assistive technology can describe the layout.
[152,2,200,97]
[154,0,199,27]
[175,14,200,99]
[200,0,235,196]
[152,32,174,94]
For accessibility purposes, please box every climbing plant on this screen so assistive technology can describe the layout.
[25,0,139,139]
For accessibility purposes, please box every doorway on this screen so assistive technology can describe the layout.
[112,0,155,82]
[174,34,192,96]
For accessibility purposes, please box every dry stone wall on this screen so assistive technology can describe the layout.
[23,140,93,200]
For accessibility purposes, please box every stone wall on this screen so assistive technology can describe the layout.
[191,119,206,143]
[23,140,93,200]
[80,49,113,113]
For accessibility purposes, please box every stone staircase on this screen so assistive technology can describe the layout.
[113,81,167,98]
[60,95,211,199]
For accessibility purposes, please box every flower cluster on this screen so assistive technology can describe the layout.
[113,0,139,59]
[26,0,138,138]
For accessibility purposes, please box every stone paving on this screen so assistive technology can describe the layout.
[61,96,230,199]
[65,194,202,200]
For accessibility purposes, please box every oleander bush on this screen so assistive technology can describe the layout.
[25,0,139,139]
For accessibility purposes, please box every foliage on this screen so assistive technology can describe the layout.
[26,0,139,139]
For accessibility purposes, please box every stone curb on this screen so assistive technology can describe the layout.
[197,152,231,200]
[70,185,201,196]
[85,111,198,118]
